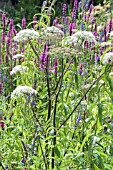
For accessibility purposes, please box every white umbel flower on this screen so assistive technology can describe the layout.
[72,30,97,43]
[41,26,63,37]
[109,31,113,38]
[12,54,24,59]
[10,65,28,75]
[62,36,79,46]
[100,41,112,47]
[102,52,113,65]
[14,29,40,42]
[11,85,37,98]
[109,72,113,76]
[82,84,91,90]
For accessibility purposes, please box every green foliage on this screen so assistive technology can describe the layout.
[0,0,113,169]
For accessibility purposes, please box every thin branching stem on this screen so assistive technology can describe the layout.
[39,136,48,170]
[29,40,39,60]
[21,140,28,163]
[52,57,64,169]
[46,55,51,121]
[58,71,105,130]
[0,163,5,170]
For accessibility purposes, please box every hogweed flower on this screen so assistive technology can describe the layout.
[72,30,97,44]
[41,26,63,37]
[109,31,113,39]
[10,65,28,75]
[14,29,40,42]
[62,35,79,47]
[11,85,37,98]
[100,41,112,48]
[102,52,113,65]
[12,53,24,60]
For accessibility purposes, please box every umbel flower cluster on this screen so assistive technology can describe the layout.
[41,26,64,37]
[10,65,28,75]
[12,54,24,59]
[102,52,113,65]
[62,30,97,46]
[11,86,37,98]
[73,31,97,43]
[14,29,40,42]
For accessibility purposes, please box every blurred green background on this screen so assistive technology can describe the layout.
[0,0,105,23]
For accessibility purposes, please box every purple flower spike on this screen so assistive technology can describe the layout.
[22,17,26,29]
[104,25,107,42]
[79,69,82,75]
[80,23,85,30]
[95,53,100,63]
[111,122,113,129]
[62,3,66,16]
[2,13,6,29]
[1,31,5,42]
[3,73,6,83]
[76,113,81,125]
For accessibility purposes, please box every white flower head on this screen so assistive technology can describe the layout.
[62,36,79,46]
[41,26,63,37]
[10,65,28,75]
[12,54,24,59]
[14,29,40,42]
[109,72,113,76]
[109,31,113,39]
[72,30,97,43]
[102,52,113,65]
[99,80,104,84]
[11,85,37,98]
[100,41,112,47]
[82,84,91,90]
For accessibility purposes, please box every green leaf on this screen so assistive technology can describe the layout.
[64,104,69,116]
[74,56,77,71]
[74,72,78,88]
[94,164,100,170]
[98,103,102,124]
[55,147,60,158]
